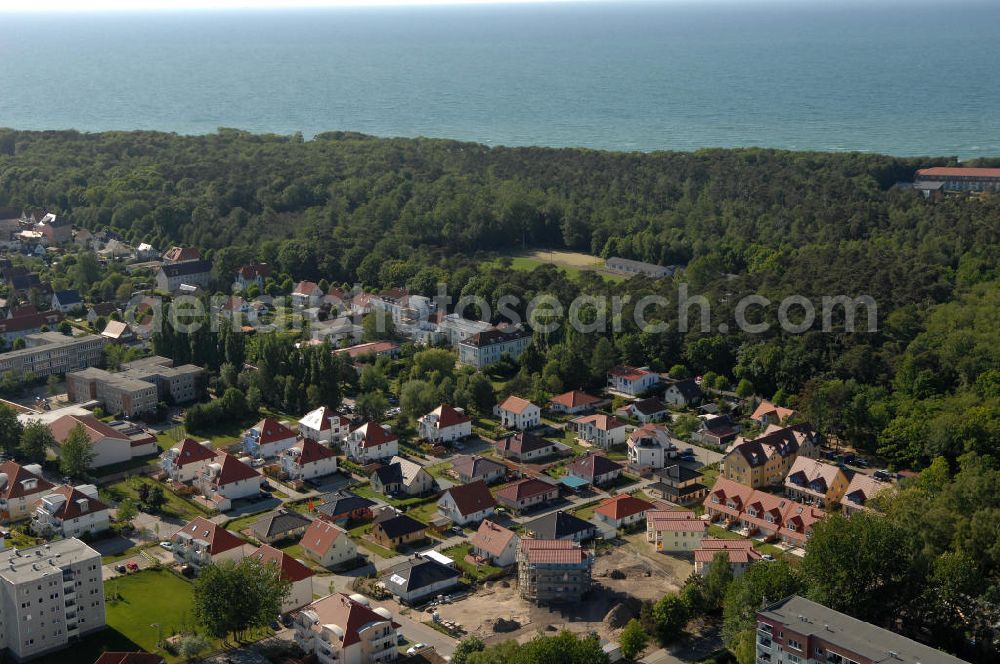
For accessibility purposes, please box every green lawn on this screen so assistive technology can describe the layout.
[351,482,435,509]
[442,542,502,581]
[572,499,602,521]
[402,499,441,524]
[346,522,396,559]
[103,477,209,523]
[224,508,275,535]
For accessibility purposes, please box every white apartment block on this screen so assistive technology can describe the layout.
[0,332,105,380]
[457,326,531,368]
[0,538,106,661]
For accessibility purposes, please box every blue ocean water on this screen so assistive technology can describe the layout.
[1,0,999,157]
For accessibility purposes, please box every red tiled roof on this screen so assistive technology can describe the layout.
[595,494,654,520]
[442,480,496,517]
[304,593,394,648]
[694,538,762,564]
[549,390,601,409]
[301,519,347,556]
[237,263,270,280]
[704,477,826,546]
[352,422,399,448]
[426,404,470,428]
[49,414,129,444]
[170,438,216,467]
[916,167,1000,178]
[647,511,706,532]
[36,484,108,520]
[293,280,321,296]
[519,538,589,564]
[333,341,399,359]
[751,400,797,422]
[249,544,314,583]
[470,520,517,557]
[252,418,297,445]
[162,246,201,262]
[208,452,261,486]
[292,437,337,466]
[496,478,556,502]
[176,516,245,555]
[609,365,653,381]
[0,461,53,500]
[571,413,626,431]
[497,395,536,415]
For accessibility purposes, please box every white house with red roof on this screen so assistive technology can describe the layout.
[293,593,399,664]
[345,422,399,464]
[693,538,762,576]
[750,399,798,427]
[248,544,315,612]
[418,404,472,443]
[494,395,540,430]
[198,452,264,511]
[645,509,706,552]
[570,413,627,449]
[281,437,338,481]
[607,365,660,397]
[31,484,109,538]
[594,494,655,531]
[470,519,520,567]
[243,417,298,458]
[160,437,217,483]
[172,516,249,569]
[300,519,359,569]
[437,480,497,526]
[298,406,351,444]
[548,390,604,415]
[0,461,53,523]
[291,280,323,307]
[495,477,559,514]
[48,414,133,468]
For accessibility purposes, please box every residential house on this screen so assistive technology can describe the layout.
[51,289,83,313]
[594,494,654,530]
[565,453,623,488]
[371,513,427,549]
[449,454,506,485]
[721,424,821,488]
[548,390,604,415]
[607,366,660,397]
[703,477,826,548]
[436,480,496,526]
[300,520,358,569]
[615,397,668,423]
[315,491,376,525]
[0,308,63,344]
[470,520,519,567]
[662,378,702,408]
[494,396,541,430]
[522,510,596,543]
[495,432,557,462]
[517,539,592,605]
[101,320,137,344]
[457,325,531,368]
[692,413,741,447]
[345,422,399,464]
[648,464,708,505]
[172,517,247,569]
[298,405,351,444]
[86,302,117,324]
[250,509,312,544]
[333,341,401,363]
[383,556,462,605]
[248,544,315,612]
[370,456,434,497]
[645,510,706,552]
[495,478,559,514]
[694,538,761,577]
[49,414,134,468]
[282,437,339,481]
[33,213,72,244]
[134,242,159,260]
[750,400,797,427]
[291,281,323,307]
[161,246,202,263]
[783,457,850,508]
[160,437,217,483]
[232,263,271,291]
[198,452,264,512]
[626,423,677,469]
[31,484,110,539]
[294,592,399,664]
[243,417,298,458]
[842,473,892,516]
[570,413,627,449]
[0,461,53,523]
[417,404,471,443]
[154,260,212,292]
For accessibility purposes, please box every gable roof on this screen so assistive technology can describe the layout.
[694,538,762,564]
[496,432,553,456]
[162,246,201,262]
[450,454,505,480]
[290,437,337,466]
[169,438,216,467]
[101,320,133,340]
[49,414,129,444]
[302,593,394,648]
[843,473,891,509]
[250,509,312,541]
[0,461,53,500]
[549,390,601,409]
[293,280,321,296]
[52,289,82,305]
[566,453,622,480]
[667,378,702,400]
[158,259,212,278]
[236,263,270,280]
[523,510,594,540]
[595,494,654,520]
[751,400,797,423]
[176,516,245,555]
[301,519,348,556]
[206,452,261,487]
[647,510,705,533]
[519,538,589,565]
[383,557,460,595]
[251,418,297,445]
[654,463,703,483]
[299,406,347,432]
[374,513,427,540]
[785,457,845,493]
[424,404,470,428]
[36,484,108,520]
[248,544,314,583]
[497,395,537,415]
[352,422,399,448]
[470,520,517,557]
[495,477,556,502]
[626,397,666,415]
[440,480,496,517]
[609,365,655,381]
[570,413,626,431]
[316,491,376,519]
[372,462,403,487]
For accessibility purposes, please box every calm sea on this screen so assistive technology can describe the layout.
[2,1,999,157]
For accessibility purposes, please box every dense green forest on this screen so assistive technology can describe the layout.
[1,128,999,473]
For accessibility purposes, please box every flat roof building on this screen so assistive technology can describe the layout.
[0,332,105,379]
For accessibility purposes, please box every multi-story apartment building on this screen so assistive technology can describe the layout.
[198,452,263,512]
[281,437,338,481]
[298,406,351,444]
[417,404,471,443]
[154,259,212,292]
[783,457,850,508]
[517,539,592,605]
[645,510,706,552]
[626,424,677,469]
[67,357,203,417]
[0,332,105,379]
[0,538,106,661]
[172,517,248,570]
[704,477,826,549]
[31,485,110,540]
[457,326,531,368]
[344,423,399,464]
[294,593,399,664]
[160,438,217,483]
[694,538,761,577]
[914,166,1000,194]
[721,424,821,489]
[0,461,54,524]
[841,473,893,516]
[119,356,203,404]
[755,595,968,664]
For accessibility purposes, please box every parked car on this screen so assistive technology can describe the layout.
[114,564,127,574]
[873,470,892,482]
[761,554,775,561]
[126,562,139,572]
[159,541,173,551]
[406,644,427,655]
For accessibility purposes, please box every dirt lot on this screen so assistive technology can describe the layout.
[433,541,690,644]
